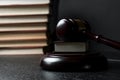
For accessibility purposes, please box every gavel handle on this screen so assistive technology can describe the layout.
[84,31,120,50]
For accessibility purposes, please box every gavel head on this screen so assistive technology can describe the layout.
[56,18,90,41]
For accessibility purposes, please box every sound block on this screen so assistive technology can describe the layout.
[40,52,108,71]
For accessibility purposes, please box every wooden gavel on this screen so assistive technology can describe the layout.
[41,18,115,71]
[56,18,120,50]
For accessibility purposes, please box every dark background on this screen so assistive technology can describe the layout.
[58,0,120,53]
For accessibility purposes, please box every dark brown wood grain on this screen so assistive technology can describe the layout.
[84,31,120,50]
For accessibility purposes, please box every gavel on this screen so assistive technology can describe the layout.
[56,18,120,50]
[40,18,119,71]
